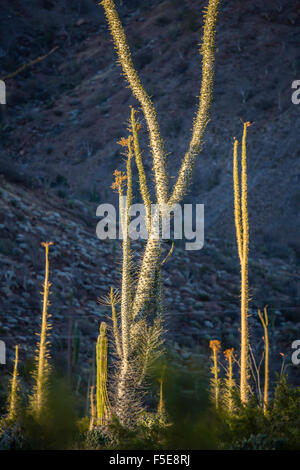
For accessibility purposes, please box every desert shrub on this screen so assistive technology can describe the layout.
[223,376,300,450]
[0,374,79,450]
[84,427,110,450]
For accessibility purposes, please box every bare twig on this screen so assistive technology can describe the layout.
[1,46,59,80]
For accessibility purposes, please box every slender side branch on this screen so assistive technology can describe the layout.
[110,287,122,359]
[169,0,221,205]
[31,241,53,417]
[8,345,19,422]
[113,143,135,421]
[233,137,243,263]
[101,0,168,205]
[131,107,152,233]
[1,46,59,80]
[209,339,221,409]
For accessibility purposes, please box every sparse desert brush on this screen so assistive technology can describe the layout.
[99,0,221,425]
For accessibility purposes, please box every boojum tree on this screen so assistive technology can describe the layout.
[100,0,221,423]
[233,122,251,404]
[7,345,20,422]
[30,241,53,418]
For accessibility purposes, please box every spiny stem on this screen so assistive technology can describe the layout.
[131,107,152,233]
[240,122,251,404]
[110,287,122,359]
[258,306,269,414]
[8,345,19,422]
[100,0,168,205]
[233,137,243,263]
[33,241,53,417]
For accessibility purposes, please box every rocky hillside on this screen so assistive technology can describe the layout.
[0,0,299,394]
[0,175,298,385]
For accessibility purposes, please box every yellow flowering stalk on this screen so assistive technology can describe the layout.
[7,345,20,422]
[209,340,221,409]
[223,348,236,413]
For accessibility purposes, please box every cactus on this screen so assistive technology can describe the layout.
[7,345,20,422]
[223,348,236,413]
[258,306,269,414]
[233,122,251,404]
[209,340,221,409]
[30,241,53,418]
[96,322,110,426]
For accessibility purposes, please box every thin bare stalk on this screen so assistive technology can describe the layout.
[258,306,269,414]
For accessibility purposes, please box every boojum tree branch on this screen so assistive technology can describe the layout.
[169,0,220,206]
[233,122,251,404]
[7,345,19,422]
[101,0,168,206]
[233,137,243,263]
[117,142,133,415]
[31,241,54,417]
